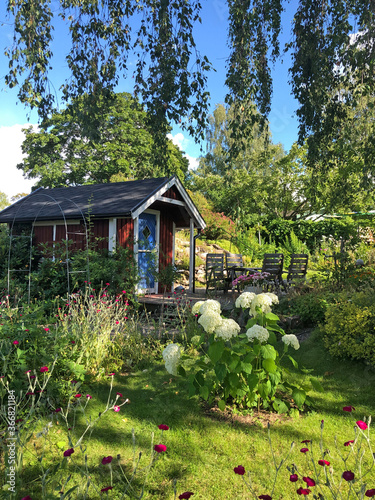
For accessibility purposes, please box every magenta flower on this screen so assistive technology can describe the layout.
[303,477,316,487]
[356,420,368,430]
[21,497,32,500]
[63,448,74,457]
[259,495,272,500]
[300,447,309,453]
[179,493,194,499]
[158,424,169,431]
[74,394,82,398]
[365,490,375,497]
[116,392,123,397]
[40,366,48,373]
[344,440,355,446]
[86,394,92,399]
[113,405,120,412]
[342,470,355,481]
[154,444,167,453]
[71,340,76,344]
[318,459,330,466]
[301,440,311,444]
[54,408,62,413]
[343,405,355,412]
[290,474,298,482]
[234,465,245,475]
[13,340,19,345]
[44,327,49,331]
[108,372,115,376]
[101,486,113,492]
[101,456,113,465]
[297,488,311,495]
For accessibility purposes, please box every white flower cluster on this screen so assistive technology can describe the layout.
[191,300,205,315]
[198,311,223,333]
[250,293,273,316]
[235,292,256,310]
[246,324,269,343]
[199,299,221,315]
[214,318,240,341]
[264,292,279,305]
[282,334,300,350]
[162,343,181,375]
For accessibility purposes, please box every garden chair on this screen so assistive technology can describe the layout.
[260,253,284,292]
[205,253,229,293]
[225,253,244,291]
[283,253,308,291]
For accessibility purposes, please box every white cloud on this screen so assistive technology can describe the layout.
[167,132,199,171]
[0,124,37,200]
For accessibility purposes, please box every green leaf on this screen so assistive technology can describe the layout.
[240,361,252,374]
[262,358,277,373]
[214,363,227,382]
[177,365,186,377]
[228,372,239,388]
[208,340,224,364]
[260,344,277,360]
[292,388,306,408]
[247,373,259,391]
[258,380,271,399]
[218,399,226,411]
[310,377,324,393]
[200,385,209,401]
[264,312,279,321]
[287,354,299,369]
[56,441,66,450]
[273,398,289,414]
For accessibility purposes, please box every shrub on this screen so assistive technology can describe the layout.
[322,288,375,365]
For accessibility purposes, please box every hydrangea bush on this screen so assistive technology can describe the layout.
[163,293,322,414]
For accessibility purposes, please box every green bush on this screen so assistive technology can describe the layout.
[322,288,375,365]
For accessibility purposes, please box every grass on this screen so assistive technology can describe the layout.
[9,329,375,499]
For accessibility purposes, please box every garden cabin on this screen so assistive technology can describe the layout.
[0,176,205,293]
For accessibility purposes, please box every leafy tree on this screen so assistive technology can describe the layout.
[0,192,10,211]
[17,93,189,188]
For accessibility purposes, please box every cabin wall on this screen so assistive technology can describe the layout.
[117,218,134,250]
[158,208,174,293]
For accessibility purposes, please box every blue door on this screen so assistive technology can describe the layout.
[138,213,157,292]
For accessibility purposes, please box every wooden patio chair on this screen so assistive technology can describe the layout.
[283,253,308,291]
[225,253,244,291]
[261,253,284,291]
[205,253,228,293]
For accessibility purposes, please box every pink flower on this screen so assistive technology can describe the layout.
[234,465,245,475]
[101,456,113,465]
[301,440,311,443]
[30,375,36,379]
[74,394,82,398]
[21,497,32,500]
[40,366,48,373]
[44,327,49,331]
[343,405,355,412]
[290,474,298,482]
[365,490,375,497]
[297,488,311,495]
[101,486,113,492]
[108,373,115,376]
[25,370,31,374]
[259,496,272,500]
[63,448,74,457]
[13,340,19,345]
[71,340,76,344]
[344,440,355,446]
[158,424,169,431]
[342,470,355,481]
[356,420,368,430]
[116,392,123,397]
[113,406,120,412]
[179,493,194,499]
[86,394,92,399]
[300,448,309,453]
[303,477,316,487]
[154,444,167,453]
[55,408,62,413]
[115,321,119,324]
[318,459,330,466]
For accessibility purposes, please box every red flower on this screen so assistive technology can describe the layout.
[101,456,113,465]
[300,448,309,453]
[318,459,330,466]
[44,327,49,331]
[301,440,311,443]
[158,424,169,431]
[71,340,76,344]
[55,408,62,413]
[113,406,120,412]
[259,496,272,500]
[344,440,354,446]
[297,487,311,495]
[74,394,82,398]
[13,340,19,345]
[356,420,368,430]
[303,477,316,487]
[154,444,167,453]
[116,392,123,397]
[63,448,74,457]
[365,490,375,497]
[343,406,355,412]
[21,497,32,500]
[101,486,113,492]
[40,366,48,373]
[342,470,355,481]
[234,465,245,475]
[179,493,194,499]
[290,474,298,482]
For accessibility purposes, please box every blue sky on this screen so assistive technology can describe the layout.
[0,1,299,199]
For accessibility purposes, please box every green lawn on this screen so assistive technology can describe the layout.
[11,329,375,499]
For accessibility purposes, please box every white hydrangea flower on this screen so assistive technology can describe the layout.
[246,324,269,343]
[162,343,181,375]
[264,292,279,305]
[198,311,223,333]
[214,318,241,341]
[282,334,300,350]
[250,293,273,316]
[192,300,205,315]
[199,299,221,315]
[235,292,256,309]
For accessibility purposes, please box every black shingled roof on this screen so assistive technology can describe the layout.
[0,177,171,223]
